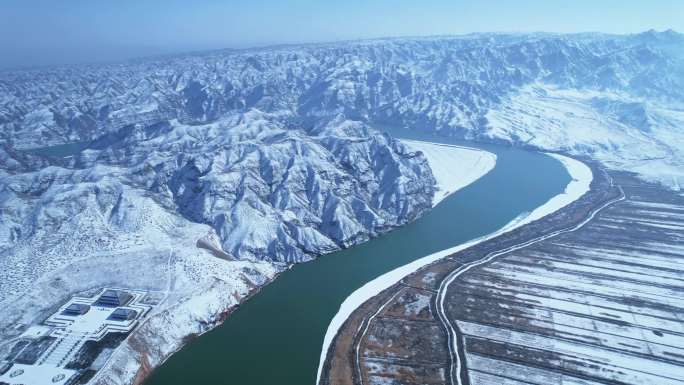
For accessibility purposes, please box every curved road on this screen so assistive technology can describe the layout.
[352,172,625,385]
[437,180,625,385]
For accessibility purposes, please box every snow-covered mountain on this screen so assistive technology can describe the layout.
[0,111,435,297]
[2,30,683,187]
[1,30,683,384]
[0,111,435,384]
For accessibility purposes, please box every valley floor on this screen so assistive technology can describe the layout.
[320,165,684,385]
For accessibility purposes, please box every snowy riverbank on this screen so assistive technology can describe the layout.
[316,153,593,383]
[402,140,497,207]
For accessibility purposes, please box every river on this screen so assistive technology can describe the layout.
[145,128,571,385]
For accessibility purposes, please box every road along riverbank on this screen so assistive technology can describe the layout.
[317,159,628,385]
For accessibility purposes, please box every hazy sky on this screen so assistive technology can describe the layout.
[1,0,683,69]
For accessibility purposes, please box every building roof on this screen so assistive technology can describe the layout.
[107,308,138,321]
[61,303,90,316]
[94,290,133,307]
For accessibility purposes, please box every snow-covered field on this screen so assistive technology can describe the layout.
[453,176,684,384]
[401,140,497,207]
[316,153,592,383]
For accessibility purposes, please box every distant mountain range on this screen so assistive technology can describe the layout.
[2,30,683,182]
[2,30,683,385]
[2,29,683,283]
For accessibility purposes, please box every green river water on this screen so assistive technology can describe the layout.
[145,128,571,385]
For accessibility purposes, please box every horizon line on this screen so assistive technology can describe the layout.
[1,28,679,72]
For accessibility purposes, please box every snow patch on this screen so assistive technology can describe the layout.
[401,140,497,207]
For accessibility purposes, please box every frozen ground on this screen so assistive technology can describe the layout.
[0,228,282,385]
[401,140,496,207]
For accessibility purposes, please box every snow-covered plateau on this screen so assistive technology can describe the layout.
[1,30,683,384]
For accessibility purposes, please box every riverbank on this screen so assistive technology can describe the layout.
[317,154,597,384]
[130,140,496,385]
[143,139,570,385]
[322,167,684,384]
